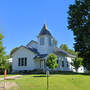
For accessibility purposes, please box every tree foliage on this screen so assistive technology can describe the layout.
[46,54,58,70]
[60,44,77,55]
[10,47,19,56]
[71,57,83,72]
[60,44,69,51]
[68,0,90,70]
[0,33,11,74]
[0,33,6,73]
[0,34,5,57]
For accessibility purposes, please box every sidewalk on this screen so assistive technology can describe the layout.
[0,75,22,80]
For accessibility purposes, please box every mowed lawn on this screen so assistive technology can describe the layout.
[7,74,90,90]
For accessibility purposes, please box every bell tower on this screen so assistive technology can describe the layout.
[37,24,57,54]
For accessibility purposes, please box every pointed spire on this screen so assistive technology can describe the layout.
[38,24,52,36]
[43,24,48,30]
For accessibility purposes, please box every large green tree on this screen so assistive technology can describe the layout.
[68,0,90,70]
[46,54,58,70]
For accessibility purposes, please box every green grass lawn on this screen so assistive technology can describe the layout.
[6,74,90,90]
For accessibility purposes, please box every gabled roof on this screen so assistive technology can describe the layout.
[26,40,38,47]
[54,48,76,58]
[38,24,52,36]
[11,46,39,55]
[29,40,38,44]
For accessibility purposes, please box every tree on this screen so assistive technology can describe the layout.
[46,54,58,70]
[60,44,69,51]
[5,55,12,73]
[0,33,6,73]
[60,44,77,55]
[0,33,11,74]
[68,0,90,70]
[0,33,5,57]
[71,57,83,72]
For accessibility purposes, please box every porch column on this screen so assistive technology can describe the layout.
[44,59,46,70]
[40,60,41,69]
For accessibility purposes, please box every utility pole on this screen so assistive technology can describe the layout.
[46,70,49,90]
[4,69,7,89]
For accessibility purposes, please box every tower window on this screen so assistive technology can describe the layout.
[48,38,51,46]
[40,37,44,45]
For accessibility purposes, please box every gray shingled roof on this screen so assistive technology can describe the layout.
[34,54,48,59]
[12,46,39,55]
[27,47,39,54]
[38,24,52,36]
[54,48,76,58]
[26,40,38,47]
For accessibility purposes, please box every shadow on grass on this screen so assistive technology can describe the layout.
[50,71,90,76]
[10,71,90,76]
[32,71,90,76]
[32,76,47,77]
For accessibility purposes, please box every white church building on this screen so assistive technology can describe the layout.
[12,24,77,72]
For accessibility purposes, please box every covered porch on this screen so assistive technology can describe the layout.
[34,54,48,70]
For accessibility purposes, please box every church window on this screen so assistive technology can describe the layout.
[67,62,69,67]
[18,57,27,66]
[40,37,44,45]
[62,61,64,67]
[21,58,24,66]
[25,57,27,66]
[57,57,59,64]
[18,58,20,66]
[57,59,59,64]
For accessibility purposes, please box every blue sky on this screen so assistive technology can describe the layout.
[0,0,75,54]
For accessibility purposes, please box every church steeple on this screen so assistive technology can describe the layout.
[37,24,57,54]
[43,24,48,30]
[38,24,52,36]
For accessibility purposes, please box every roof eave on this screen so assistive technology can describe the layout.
[11,46,39,56]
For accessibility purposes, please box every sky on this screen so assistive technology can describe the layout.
[0,0,75,54]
